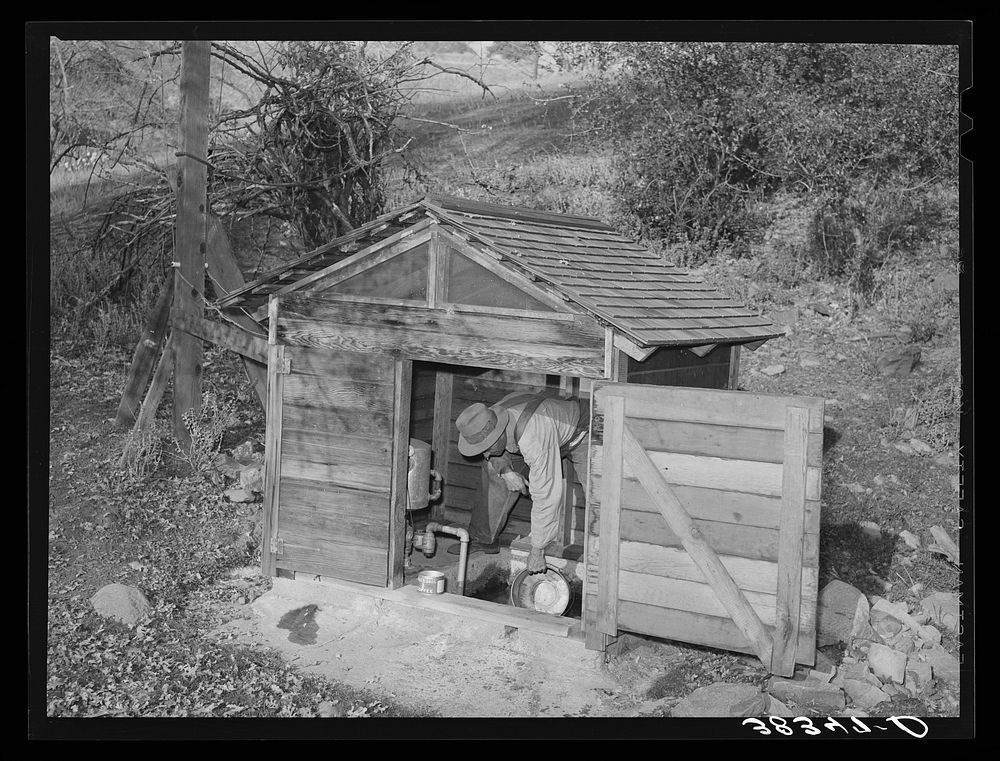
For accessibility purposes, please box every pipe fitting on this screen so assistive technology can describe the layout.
[425,522,469,596]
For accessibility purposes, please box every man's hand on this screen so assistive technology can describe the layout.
[500,471,528,494]
[527,546,547,574]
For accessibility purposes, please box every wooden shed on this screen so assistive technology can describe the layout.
[218,194,823,674]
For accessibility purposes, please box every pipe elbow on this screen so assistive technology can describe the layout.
[425,522,469,543]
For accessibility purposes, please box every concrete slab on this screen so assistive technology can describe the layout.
[211,574,629,717]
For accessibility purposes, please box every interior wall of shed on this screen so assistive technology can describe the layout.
[407,361,589,549]
[627,344,735,390]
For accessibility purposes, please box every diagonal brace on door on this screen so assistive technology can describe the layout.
[617,422,776,669]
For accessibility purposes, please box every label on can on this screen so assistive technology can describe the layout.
[417,571,445,594]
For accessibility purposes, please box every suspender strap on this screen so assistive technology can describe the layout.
[513,395,549,444]
[505,393,584,451]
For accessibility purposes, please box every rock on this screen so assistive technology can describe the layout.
[800,356,823,368]
[934,452,957,467]
[920,592,960,635]
[762,364,786,376]
[927,526,960,565]
[933,272,960,293]
[316,700,347,718]
[834,661,880,688]
[883,630,917,655]
[867,643,907,684]
[842,678,891,709]
[870,597,942,646]
[876,346,921,377]
[90,583,151,626]
[894,441,916,456]
[817,580,870,647]
[225,488,256,503]
[908,438,933,456]
[239,464,265,493]
[232,441,263,466]
[919,644,960,685]
[766,696,796,717]
[770,308,798,326]
[807,301,833,316]
[899,530,921,550]
[905,662,934,694]
[766,677,846,711]
[870,609,903,639]
[858,521,881,539]
[915,625,943,649]
[212,453,243,477]
[670,683,768,718]
[814,650,837,674]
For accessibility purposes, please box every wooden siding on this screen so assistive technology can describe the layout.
[272,345,396,586]
[584,382,824,668]
[275,296,607,379]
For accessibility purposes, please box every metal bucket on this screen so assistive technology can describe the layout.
[417,570,446,595]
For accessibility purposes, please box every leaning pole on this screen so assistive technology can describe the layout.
[172,40,211,445]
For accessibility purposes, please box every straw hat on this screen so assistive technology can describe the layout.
[456,402,509,457]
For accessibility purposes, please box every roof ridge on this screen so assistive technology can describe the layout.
[421,194,613,232]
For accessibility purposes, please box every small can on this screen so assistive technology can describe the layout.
[417,570,446,595]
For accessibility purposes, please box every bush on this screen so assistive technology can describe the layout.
[560,42,959,268]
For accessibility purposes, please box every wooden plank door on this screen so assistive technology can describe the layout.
[261,344,404,587]
[583,382,824,675]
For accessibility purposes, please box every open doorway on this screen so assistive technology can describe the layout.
[399,360,586,619]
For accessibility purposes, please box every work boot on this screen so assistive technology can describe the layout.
[447,539,499,555]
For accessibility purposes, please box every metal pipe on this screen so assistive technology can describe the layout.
[425,522,469,596]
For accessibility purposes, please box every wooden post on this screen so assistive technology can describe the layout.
[172,40,211,444]
[430,369,453,523]
[260,342,286,578]
[595,393,625,638]
[131,331,176,435]
[115,275,175,427]
[388,357,414,589]
[770,406,810,676]
[728,345,741,390]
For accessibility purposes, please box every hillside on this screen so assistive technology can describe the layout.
[42,63,966,727]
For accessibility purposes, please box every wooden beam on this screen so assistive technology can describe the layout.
[205,214,268,407]
[770,406,810,676]
[728,345,741,390]
[686,343,717,358]
[430,370,453,523]
[613,332,657,363]
[132,331,175,434]
[115,275,175,428]
[388,357,413,589]
[261,343,286,577]
[172,40,211,444]
[596,394,625,637]
[621,422,775,667]
[171,310,269,364]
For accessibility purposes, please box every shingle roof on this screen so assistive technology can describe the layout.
[220,195,783,348]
